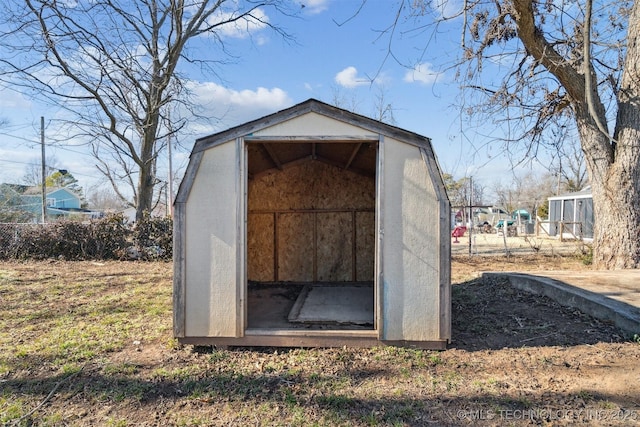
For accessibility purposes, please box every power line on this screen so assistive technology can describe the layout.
[0,131,40,145]
[0,158,98,179]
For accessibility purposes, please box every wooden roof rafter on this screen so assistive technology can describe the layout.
[344,143,363,170]
[246,137,378,180]
[261,143,283,171]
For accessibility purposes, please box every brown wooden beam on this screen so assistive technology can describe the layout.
[352,210,357,282]
[262,143,283,170]
[313,211,318,282]
[249,208,374,214]
[345,142,363,170]
[274,212,279,282]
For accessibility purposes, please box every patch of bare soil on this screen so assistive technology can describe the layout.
[452,274,627,350]
[1,257,639,426]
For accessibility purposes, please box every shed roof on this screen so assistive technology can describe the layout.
[548,185,592,201]
[193,98,434,153]
[192,99,435,181]
[178,98,443,203]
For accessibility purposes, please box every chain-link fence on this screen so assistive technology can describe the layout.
[451,221,592,258]
[1,217,589,261]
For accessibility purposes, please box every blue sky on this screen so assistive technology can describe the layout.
[0,0,551,200]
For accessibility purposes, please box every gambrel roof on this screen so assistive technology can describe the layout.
[179,98,444,202]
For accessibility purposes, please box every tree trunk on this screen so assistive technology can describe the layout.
[136,128,158,222]
[578,119,640,269]
[136,160,155,222]
[512,0,640,269]
[589,0,640,269]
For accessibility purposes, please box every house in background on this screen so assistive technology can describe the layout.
[0,185,101,222]
[547,186,593,240]
[0,183,34,222]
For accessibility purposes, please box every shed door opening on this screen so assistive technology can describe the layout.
[246,140,377,331]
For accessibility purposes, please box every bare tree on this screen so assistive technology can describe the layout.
[21,157,59,187]
[554,143,589,193]
[86,186,129,212]
[329,86,362,116]
[0,0,295,221]
[372,87,397,124]
[493,171,557,217]
[443,173,484,207]
[380,0,638,269]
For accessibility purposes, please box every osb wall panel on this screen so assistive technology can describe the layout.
[277,213,314,281]
[248,160,374,211]
[316,212,353,281]
[356,211,375,281]
[247,213,274,282]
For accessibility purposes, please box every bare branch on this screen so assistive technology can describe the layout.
[583,0,615,143]
[0,0,297,221]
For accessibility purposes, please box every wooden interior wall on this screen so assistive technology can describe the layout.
[316,212,353,281]
[355,211,375,281]
[247,159,375,282]
[277,213,314,281]
[247,213,274,281]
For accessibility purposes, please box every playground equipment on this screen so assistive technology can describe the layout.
[451,226,467,243]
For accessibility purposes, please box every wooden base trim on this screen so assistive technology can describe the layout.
[178,334,447,350]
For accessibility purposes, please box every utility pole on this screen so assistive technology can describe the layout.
[468,176,473,257]
[167,110,174,218]
[167,130,174,218]
[40,116,46,224]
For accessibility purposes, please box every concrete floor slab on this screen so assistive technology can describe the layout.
[247,284,374,330]
[288,285,374,325]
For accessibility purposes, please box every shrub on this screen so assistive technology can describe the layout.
[0,214,172,261]
[131,213,173,260]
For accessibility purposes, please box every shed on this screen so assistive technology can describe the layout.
[173,99,451,349]
[548,187,593,240]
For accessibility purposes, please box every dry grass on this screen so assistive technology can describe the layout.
[0,258,638,426]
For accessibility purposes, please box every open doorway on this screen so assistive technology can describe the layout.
[245,140,377,331]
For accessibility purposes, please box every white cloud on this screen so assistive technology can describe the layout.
[301,0,330,14]
[404,63,444,85]
[0,88,31,109]
[186,80,292,133]
[334,66,369,88]
[433,0,464,19]
[206,8,270,39]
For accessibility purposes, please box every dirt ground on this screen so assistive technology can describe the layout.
[1,257,639,426]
